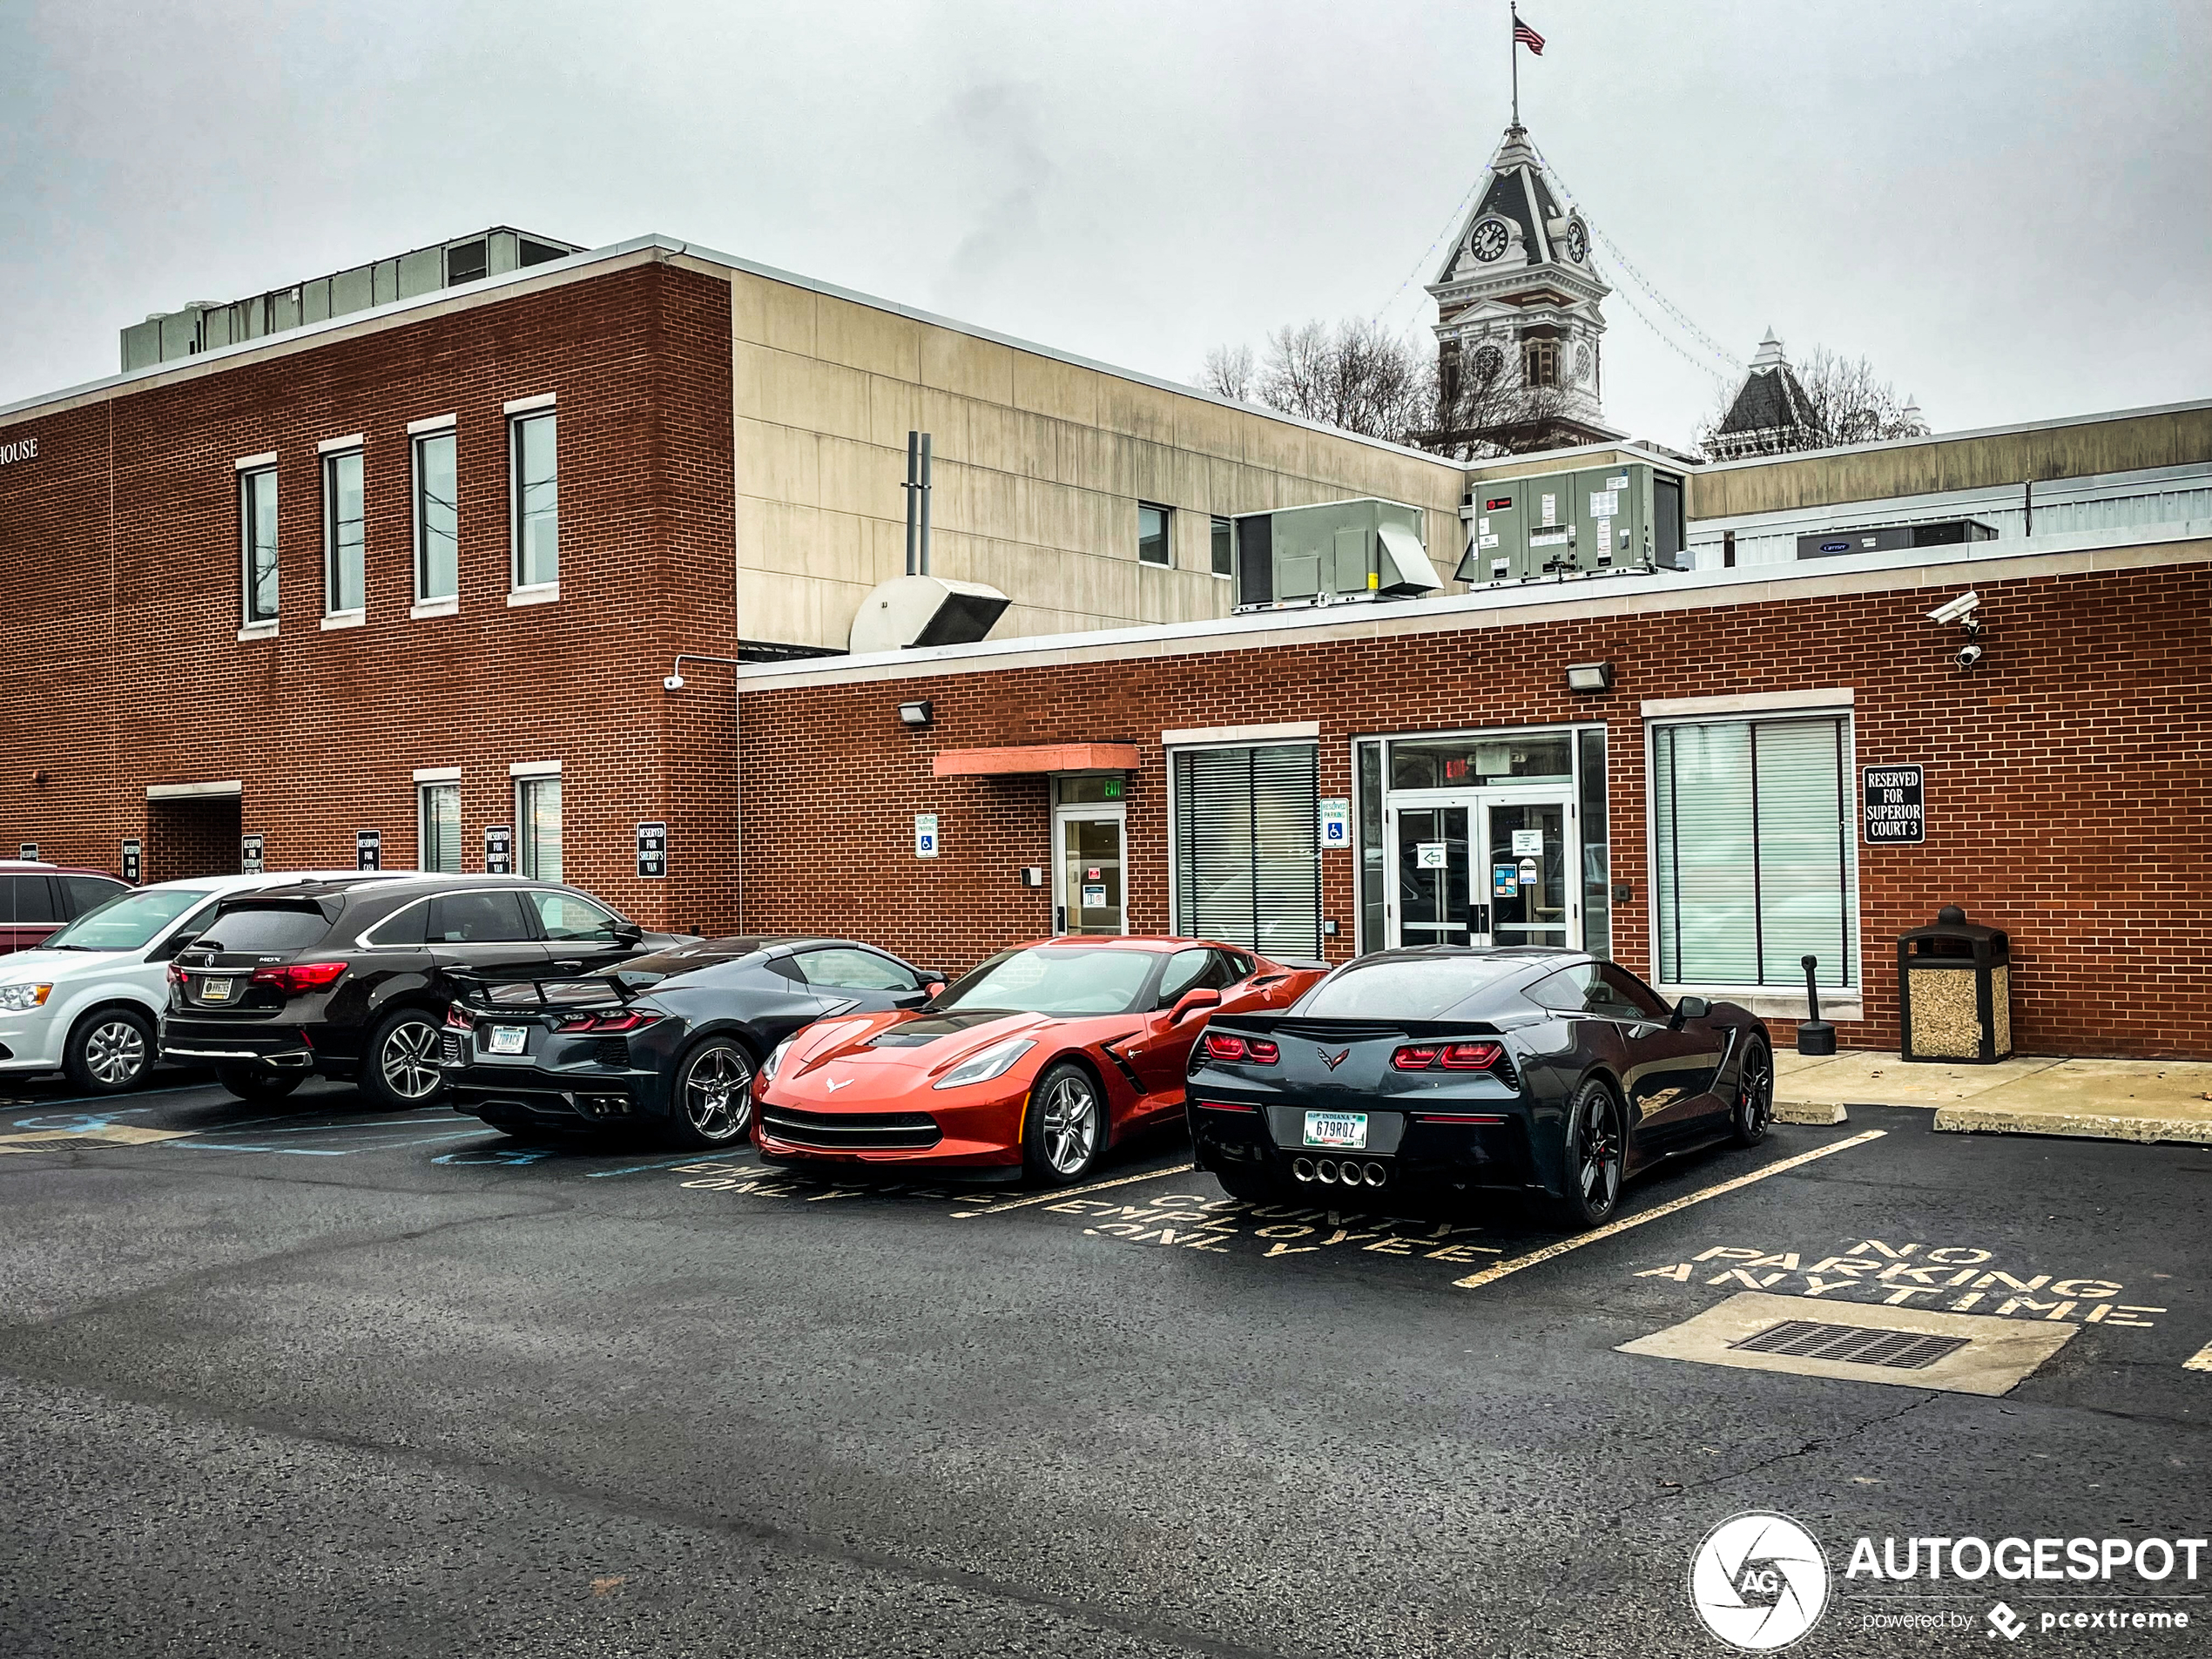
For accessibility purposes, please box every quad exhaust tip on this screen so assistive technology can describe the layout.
[1291,1157,1387,1187]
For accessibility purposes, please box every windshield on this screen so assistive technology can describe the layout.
[937,947,1157,1016]
[41,887,214,952]
[1296,955,1526,1021]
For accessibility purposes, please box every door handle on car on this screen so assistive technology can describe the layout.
[552,960,583,971]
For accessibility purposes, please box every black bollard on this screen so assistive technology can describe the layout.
[1797,954,1837,1056]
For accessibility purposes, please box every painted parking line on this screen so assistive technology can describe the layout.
[950,1163,1196,1219]
[2187,1341,2212,1373]
[1453,1130,1889,1291]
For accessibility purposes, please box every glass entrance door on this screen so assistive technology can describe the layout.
[1386,795,1575,949]
[1055,810,1125,935]
[1390,805,1474,946]
[1484,800,1570,948]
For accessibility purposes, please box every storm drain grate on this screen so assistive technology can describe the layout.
[1730,1319,1971,1371]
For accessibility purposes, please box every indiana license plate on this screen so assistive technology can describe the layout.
[488,1026,529,1055]
[200,977,233,1001]
[1303,1110,1368,1150]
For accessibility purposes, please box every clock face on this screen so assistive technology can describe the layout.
[1471,219,1509,263]
[1565,219,1588,263]
[1473,345,1504,385]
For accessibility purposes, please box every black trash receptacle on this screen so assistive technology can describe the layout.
[1898,906,2012,1063]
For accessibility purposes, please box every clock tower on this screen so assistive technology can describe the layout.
[1426,123,1616,454]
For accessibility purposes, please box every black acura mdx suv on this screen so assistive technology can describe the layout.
[161,876,691,1107]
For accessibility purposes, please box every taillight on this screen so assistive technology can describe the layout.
[1392,1040,1504,1073]
[248,961,349,995]
[556,1011,663,1034]
[167,963,187,987]
[444,1002,474,1030]
[1203,1033,1278,1065]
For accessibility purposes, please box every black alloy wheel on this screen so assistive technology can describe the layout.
[360,1008,447,1110]
[63,1007,155,1094]
[1022,1061,1106,1185]
[1549,1078,1627,1231]
[664,1038,755,1149]
[214,1066,303,1103]
[1730,1035,1775,1148]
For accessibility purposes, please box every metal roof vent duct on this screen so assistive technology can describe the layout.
[849,575,1012,653]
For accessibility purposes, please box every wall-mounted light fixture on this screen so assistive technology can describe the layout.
[898,699,934,728]
[1563,661,1615,694]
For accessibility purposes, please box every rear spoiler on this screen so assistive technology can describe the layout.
[447,969,642,1012]
[1204,1014,1504,1041]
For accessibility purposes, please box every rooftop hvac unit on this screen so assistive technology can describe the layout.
[1455,462,1687,586]
[848,574,1013,653]
[1796,519,1997,560]
[1233,498,1440,612]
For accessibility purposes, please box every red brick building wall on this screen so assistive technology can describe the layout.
[728,556,2212,1059]
[0,256,735,934]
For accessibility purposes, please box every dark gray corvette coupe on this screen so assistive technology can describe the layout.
[1184,947,1775,1230]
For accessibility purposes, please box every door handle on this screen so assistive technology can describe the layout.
[553,960,583,971]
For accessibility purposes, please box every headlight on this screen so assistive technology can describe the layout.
[760,1036,796,1081]
[0,984,52,1013]
[933,1037,1036,1091]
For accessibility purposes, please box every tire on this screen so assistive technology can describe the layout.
[1548,1078,1628,1232]
[358,1008,448,1111]
[662,1037,756,1150]
[63,1007,156,1095]
[1022,1060,1107,1185]
[1211,1166,1280,1204]
[1730,1035,1775,1148]
[215,1066,303,1103]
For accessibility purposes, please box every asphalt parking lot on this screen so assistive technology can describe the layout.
[1,1070,2207,1657]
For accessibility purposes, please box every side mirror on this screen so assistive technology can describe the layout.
[1672,995,1710,1027]
[924,980,945,1000]
[612,921,644,947]
[1170,988,1222,1023]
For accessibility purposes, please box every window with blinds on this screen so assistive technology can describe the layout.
[1652,715,1856,988]
[1173,745,1320,959]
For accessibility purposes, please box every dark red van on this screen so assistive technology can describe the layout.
[0,861,132,955]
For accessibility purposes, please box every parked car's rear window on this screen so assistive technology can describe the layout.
[200,905,332,952]
[1295,956,1525,1021]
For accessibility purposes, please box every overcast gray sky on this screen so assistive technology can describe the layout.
[3,0,2207,450]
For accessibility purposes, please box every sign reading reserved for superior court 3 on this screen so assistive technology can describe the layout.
[1863,765,1925,844]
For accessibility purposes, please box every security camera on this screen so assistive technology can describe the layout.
[1925,591,1979,627]
[662,673,685,691]
[1955,642,1985,671]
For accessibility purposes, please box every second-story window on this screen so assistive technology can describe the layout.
[1211,515,1234,578]
[239,466,279,624]
[322,448,365,614]
[511,411,558,590]
[1138,502,1171,568]
[1522,339,1561,389]
[414,430,458,602]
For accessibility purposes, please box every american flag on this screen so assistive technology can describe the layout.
[1513,11,1544,53]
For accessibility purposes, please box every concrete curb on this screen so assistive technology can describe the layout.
[1773,1101,1849,1126]
[1932,1103,2212,1146]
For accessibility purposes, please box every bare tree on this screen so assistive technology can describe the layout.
[1198,342,1258,403]
[1696,345,1930,456]
[1201,319,1592,455]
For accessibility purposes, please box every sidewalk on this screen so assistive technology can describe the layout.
[1774,1049,2212,1145]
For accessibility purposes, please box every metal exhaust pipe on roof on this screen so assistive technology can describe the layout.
[904,432,920,577]
[919,431,933,576]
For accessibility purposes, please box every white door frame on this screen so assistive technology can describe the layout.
[1052,802,1127,935]
[1384,786,1580,950]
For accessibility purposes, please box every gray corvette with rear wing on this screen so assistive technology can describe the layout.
[1183,946,1773,1231]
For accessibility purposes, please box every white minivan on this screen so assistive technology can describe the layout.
[0,871,416,1095]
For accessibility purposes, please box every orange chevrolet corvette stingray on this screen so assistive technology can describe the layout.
[752,937,1328,1184]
